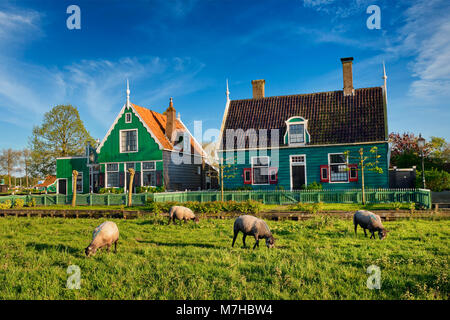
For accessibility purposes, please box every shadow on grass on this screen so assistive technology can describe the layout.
[26,242,80,255]
[136,239,217,249]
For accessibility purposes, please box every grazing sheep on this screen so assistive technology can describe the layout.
[168,206,199,225]
[232,215,275,249]
[85,221,119,256]
[353,210,388,240]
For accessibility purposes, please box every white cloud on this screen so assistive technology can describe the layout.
[0,7,42,47]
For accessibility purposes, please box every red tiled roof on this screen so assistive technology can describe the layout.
[132,103,203,155]
[35,175,56,188]
[221,87,387,149]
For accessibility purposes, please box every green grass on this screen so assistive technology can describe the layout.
[0,216,448,299]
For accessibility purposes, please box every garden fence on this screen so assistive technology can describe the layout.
[0,188,432,209]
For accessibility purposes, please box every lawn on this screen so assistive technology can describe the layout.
[0,216,448,299]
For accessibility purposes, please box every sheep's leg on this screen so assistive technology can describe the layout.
[232,231,238,247]
[354,223,357,236]
[242,234,247,248]
[107,244,111,252]
[167,217,171,225]
[114,240,118,253]
[363,229,367,237]
[253,235,259,250]
[370,232,375,239]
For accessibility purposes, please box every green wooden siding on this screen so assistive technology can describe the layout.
[97,106,163,164]
[56,157,89,194]
[221,142,389,190]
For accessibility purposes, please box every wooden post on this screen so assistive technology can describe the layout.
[127,168,135,207]
[71,170,78,207]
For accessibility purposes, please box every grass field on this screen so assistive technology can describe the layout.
[0,216,448,300]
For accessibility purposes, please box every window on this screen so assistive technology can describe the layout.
[76,173,83,193]
[142,161,156,186]
[320,165,329,182]
[252,156,270,185]
[125,113,132,123]
[197,166,201,175]
[120,129,137,153]
[107,163,119,188]
[329,154,348,182]
[289,124,305,144]
[269,167,278,184]
[243,168,252,184]
[126,162,135,170]
[349,164,358,182]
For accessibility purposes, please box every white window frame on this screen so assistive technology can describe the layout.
[251,156,270,186]
[75,172,83,193]
[284,117,309,147]
[106,163,120,188]
[125,112,132,123]
[119,129,138,153]
[289,154,307,191]
[141,161,157,187]
[328,153,349,183]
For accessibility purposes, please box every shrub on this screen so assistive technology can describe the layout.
[409,202,416,214]
[291,202,323,214]
[13,198,25,208]
[391,202,402,211]
[416,169,450,192]
[0,200,12,209]
[26,198,36,207]
[136,186,165,193]
[301,181,323,190]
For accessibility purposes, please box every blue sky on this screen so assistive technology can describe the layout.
[0,0,449,150]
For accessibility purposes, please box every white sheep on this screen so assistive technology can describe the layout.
[85,221,119,256]
[232,215,275,249]
[353,210,389,240]
[168,206,199,225]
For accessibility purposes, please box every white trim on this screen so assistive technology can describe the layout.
[289,154,307,191]
[218,94,231,151]
[251,156,270,186]
[218,140,388,152]
[56,178,67,194]
[125,112,132,123]
[56,156,87,160]
[284,116,309,147]
[328,153,349,183]
[96,103,165,153]
[76,172,83,193]
[119,129,139,153]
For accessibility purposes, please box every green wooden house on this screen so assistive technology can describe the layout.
[218,57,390,190]
[56,84,216,194]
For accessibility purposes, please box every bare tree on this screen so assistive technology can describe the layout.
[0,149,21,188]
[22,149,32,188]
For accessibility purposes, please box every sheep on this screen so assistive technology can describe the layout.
[168,206,199,225]
[353,210,389,240]
[85,221,119,256]
[232,215,275,249]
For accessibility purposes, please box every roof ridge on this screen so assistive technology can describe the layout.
[230,86,382,102]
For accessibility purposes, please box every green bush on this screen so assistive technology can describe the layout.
[136,186,165,193]
[301,181,323,190]
[26,198,36,207]
[291,202,323,214]
[416,169,450,192]
[0,200,12,209]
[391,202,402,210]
[13,199,25,208]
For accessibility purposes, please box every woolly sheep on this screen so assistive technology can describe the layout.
[232,215,275,249]
[353,210,389,240]
[168,206,199,225]
[85,221,119,256]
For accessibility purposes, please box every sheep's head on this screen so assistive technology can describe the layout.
[85,245,97,257]
[266,236,276,248]
[378,229,389,240]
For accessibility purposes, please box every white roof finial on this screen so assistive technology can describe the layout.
[226,78,230,101]
[126,79,130,107]
[382,61,387,87]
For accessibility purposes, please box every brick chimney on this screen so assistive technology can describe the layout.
[341,57,354,96]
[165,97,176,143]
[251,79,265,99]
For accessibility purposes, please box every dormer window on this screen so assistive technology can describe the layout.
[284,116,310,146]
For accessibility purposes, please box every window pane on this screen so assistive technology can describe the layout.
[330,164,348,182]
[252,157,269,166]
[330,154,346,164]
[142,162,155,170]
[107,172,119,187]
[126,162,135,170]
[121,130,137,152]
[253,167,269,184]
[107,163,118,172]
[289,124,304,143]
[76,175,83,192]
[143,171,156,186]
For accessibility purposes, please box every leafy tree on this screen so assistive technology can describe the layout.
[0,149,21,187]
[344,147,383,204]
[29,105,95,177]
[21,149,32,187]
